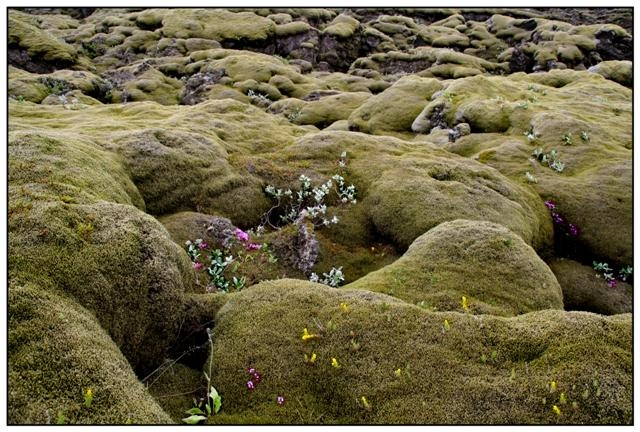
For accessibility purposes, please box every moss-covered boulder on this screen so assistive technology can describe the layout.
[8,10,78,73]
[269,91,371,128]
[588,60,632,87]
[347,220,563,316]
[347,75,442,134]
[548,259,632,315]
[9,283,174,424]
[205,280,631,424]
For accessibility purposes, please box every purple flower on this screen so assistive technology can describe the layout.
[544,200,556,210]
[235,228,249,243]
[193,262,204,271]
[198,242,208,250]
[246,380,255,390]
[607,279,618,288]
[252,372,262,384]
[247,367,256,374]
[552,213,564,225]
[276,395,285,405]
[246,243,261,251]
[568,224,579,237]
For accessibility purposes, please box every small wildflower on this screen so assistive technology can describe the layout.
[394,368,402,378]
[276,395,285,405]
[193,261,204,271]
[301,328,318,341]
[568,223,579,237]
[361,396,371,411]
[461,296,469,312]
[198,242,208,250]
[559,392,567,404]
[550,381,557,392]
[607,279,618,288]
[544,200,556,210]
[234,228,249,242]
[252,372,262,384]
[331,358,341,369]
[246,380,255,390]
[552,405,561,416]
[84,388,93,408]
[247,367,256,374]
[443,319,450,331]
[246,242,261,251]
[340,302,349,313]
[305,352,317,364]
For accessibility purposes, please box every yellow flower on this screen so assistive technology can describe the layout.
[461,296,469,312]
[304,352,317,364]
[86,388,92,398]
[394,368,402,378]
[550,381,557,392]
[443,319,450,331]
[340,302,349,313]
[361,396,371,410]
[559,392,567,404]
[331,357,340,368]
[552,405,561,416]
[84,388,93,408]
[301,328,317,341]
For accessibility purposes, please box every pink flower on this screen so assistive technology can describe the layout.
[607,279,618,288]
[198,242,208,249]
[544,200,556,210]
[246,243,261,251]
[276,395,285,405]
[235,228,249,243]
[568,223,579,237]
[252,372,262,384]
[193,262,204,271]
[246,380,255,390]
[247,367,256,374]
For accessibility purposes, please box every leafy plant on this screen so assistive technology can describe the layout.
[562,133,573,146]
[580,131,589,141]
[183,328,222,424]
[593,262,632,288]
[247,89,272,107]
[532,148,565,172]
[309,266,345,288]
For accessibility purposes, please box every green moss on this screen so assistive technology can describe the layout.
[348,76,442,134]
[347,220,563,316]
[8,10,77,66]
[205,280,631,424]
[323,14,360,38]
[118,67,182,105]
[588,60,632,87]
[275,21,311,37]
[548,258,631,315]
[293,92,371,128]
[9,283,173,424]
[161,9,276,42]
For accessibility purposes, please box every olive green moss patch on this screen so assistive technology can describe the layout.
[347,220,563,316]
[205,280,631,424]
[9,283,173,424]
[548,259,632,316]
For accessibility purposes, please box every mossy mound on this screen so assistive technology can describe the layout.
[269,91,371,128]
[205,280,631,424]
[8,10,78,72]
[9,283,173,424]
[347,220,563,316]
[548,259,632,316]
[588,60,632,87]
[347,75,442,134]
[160,9,276,43]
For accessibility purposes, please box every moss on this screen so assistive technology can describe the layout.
[8,10,77,66]
[161,9,276,42]
[348,76,442,134]
[588,60,632,87]
[347,220,563,316]
[8,67,50,103]
[118,67,182,105]
[548,258,631,315]
[275,21,311,37]
[293,92,371,128]
[8,283,173,424]
[147,363,205,422]
[455,99,513,133]
[205,280,631,424]
[323,14,360,38]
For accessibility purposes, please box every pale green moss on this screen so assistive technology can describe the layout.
[9,283,173,424]
[347,219,563,316]
[206,280,631,424]
[324,14,360,38]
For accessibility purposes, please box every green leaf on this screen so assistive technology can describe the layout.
[210,386,219,400]
[185,407,204,415]
[205,403,211,415]
[182,415,207,424]
[213,396,222,414]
